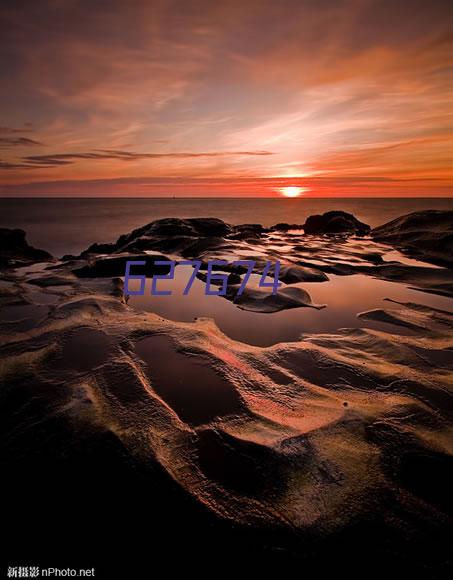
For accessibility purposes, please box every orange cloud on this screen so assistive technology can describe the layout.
[1,0,452,196]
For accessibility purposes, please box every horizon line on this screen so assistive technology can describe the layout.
[1,195,452,200]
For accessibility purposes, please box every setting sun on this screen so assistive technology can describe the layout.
[280,186,305,198]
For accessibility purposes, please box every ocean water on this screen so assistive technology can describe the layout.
[1,197,452,257]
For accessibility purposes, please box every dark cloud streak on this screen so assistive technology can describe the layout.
[1,149,274,169]
[0,137,43,147]
[0,126,33,134]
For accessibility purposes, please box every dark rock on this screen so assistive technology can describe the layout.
[146,217,231,238]
[227,272,242,285]
[0,228,53,269]
[123,236,195,254]
[278,265,329,284]
[372,210,453,267]
[181,237,228,259]
[361,252,384,264]
[187,217,231,237]
[28,276,74,287]
[229,224,264,240]
[114,223,156,250]
[302,211,370,236]
[73,254,171,277]
[147,218,198,237]
[229,285,326,313]
[81,242,117,256]
[88,218,230,256]
[270,223,303,231]
[74,217,233,257]
[229,231,260,241]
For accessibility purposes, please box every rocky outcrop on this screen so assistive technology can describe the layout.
[302,211,370,235]
[62,211,453,301]
[72,214,375,265]
[278,264,329,284]
[270,223,303,232]
[115,217,231,252]
[73,253,171,277]
[229,224,265,240]
[0,228,53,269]
[229,284,326,312]
[372,210,453,267]
[62,217,233,260]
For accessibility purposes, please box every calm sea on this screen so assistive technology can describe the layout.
[1,197,452,257]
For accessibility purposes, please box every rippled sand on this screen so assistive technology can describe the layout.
[1,215,452,574]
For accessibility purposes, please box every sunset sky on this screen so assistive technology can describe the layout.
[1,0,452,197]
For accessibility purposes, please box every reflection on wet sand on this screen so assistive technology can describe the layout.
[135,334,243,424]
